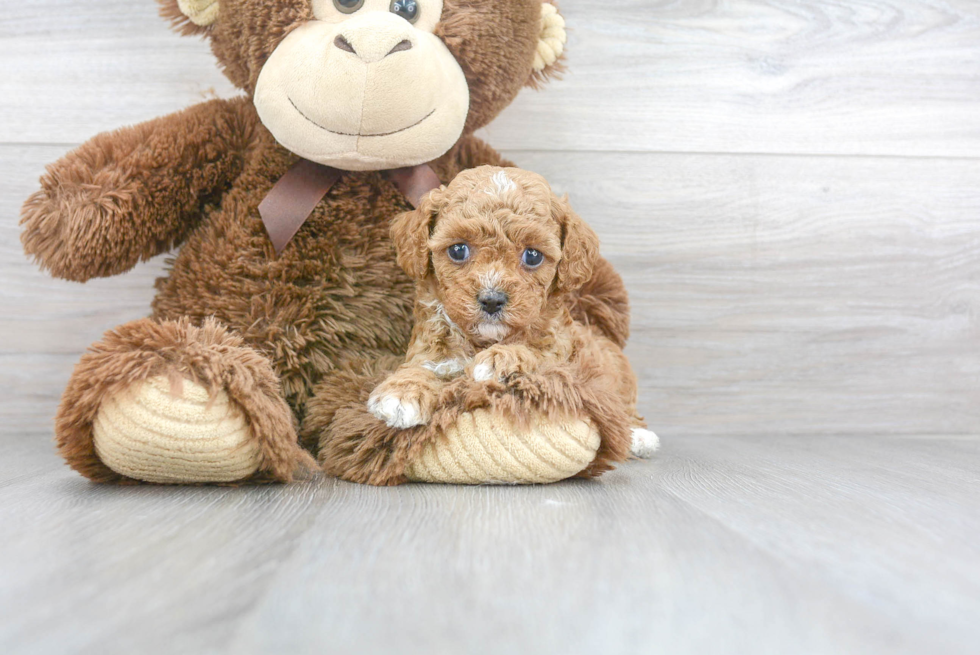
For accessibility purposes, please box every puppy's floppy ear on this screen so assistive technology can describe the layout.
[553,194,600,293]
[391,187,446,280]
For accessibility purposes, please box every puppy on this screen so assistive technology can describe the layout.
[369,166,658,458]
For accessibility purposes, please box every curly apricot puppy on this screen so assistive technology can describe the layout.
[368,165,658,456]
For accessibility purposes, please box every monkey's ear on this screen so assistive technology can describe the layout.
[553,194,600,294]
[528,1,567,87]
[159,0,219,35]
[391,187,446,280]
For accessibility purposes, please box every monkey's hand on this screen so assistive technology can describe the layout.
[21,98,253,282]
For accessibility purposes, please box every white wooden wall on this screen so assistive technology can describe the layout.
[2,0,979,439]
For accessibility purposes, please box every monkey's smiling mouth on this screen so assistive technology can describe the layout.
[288,97,435,138]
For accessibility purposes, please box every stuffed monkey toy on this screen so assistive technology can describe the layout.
[21,0,636,485]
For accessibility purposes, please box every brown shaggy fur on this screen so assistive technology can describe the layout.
[307,168,639,485]
[21,1,632,484]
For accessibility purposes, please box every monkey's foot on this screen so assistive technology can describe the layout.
[57,317,314,484]
[405,410,601,485]
[93,375,262,484]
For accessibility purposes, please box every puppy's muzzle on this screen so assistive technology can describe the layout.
[478,290,508,316]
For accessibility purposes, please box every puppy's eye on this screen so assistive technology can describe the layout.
[522,248,544,269]
[447,243,470,263]
[390,0,420,23]
[334,0,364,13]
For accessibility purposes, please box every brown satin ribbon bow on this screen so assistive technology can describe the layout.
[258,159,442,254]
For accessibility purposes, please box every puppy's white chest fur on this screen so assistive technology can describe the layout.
[474,322,510,343]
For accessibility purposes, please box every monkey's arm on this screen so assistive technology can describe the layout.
[21,97,255,282]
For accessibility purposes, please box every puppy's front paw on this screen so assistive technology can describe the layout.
[368,393,428,429]
[469,345,537,382]
[472,363,495,382]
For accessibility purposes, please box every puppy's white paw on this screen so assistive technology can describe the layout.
[472,363,495,382]
[368,394,426,429]
[631,428,660,458]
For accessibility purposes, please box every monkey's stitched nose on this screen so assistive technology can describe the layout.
[334,35,357,55]
[335,35,410,59]
[387,40,413,56]
[478,291,508,315]
[337,22,417,64]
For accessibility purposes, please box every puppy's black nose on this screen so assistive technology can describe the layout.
[478,290,508,316]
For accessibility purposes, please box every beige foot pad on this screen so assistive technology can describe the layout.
[405,409,600,485]
[92,375,261,484]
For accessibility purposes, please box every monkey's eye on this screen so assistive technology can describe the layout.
[447,243,470,263]
[334,0,364,13]
[522,248,545,269]
[390,0,420,23]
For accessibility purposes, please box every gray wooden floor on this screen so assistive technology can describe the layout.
[1,433,978,655]
[3,0,980,652]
